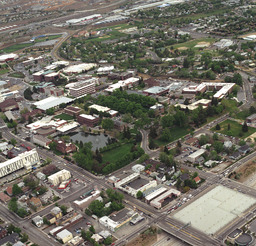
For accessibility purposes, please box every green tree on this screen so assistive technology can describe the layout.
[242,121,248,132]
[60,205,67,215]
[20,233,29,243]
[215,124,220,130]
[161,128,172,142]
[136,191,143,199]
[102,118,114,130]
[89,225,95,234]
[12,184,22,196]
[10,138,17,146]
[104,236,113,245]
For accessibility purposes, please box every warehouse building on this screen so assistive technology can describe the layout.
[33,96,74,111]
[63,63,97,75]
[150,189,181,209]
[0,149,39,178]
[145,187,168,203]
[115,173,157,197]
[73,189,100,209]
[48,169,71,186]
[187,149,206,163]
[105,77,140,93]
[56,229,73,244]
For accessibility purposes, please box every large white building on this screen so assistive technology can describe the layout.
[69,79,96,98]
[0,149,39,178]
[105,77,140,93]
[48,169,71,186]
[62,63,97,75]
[115,173,157,197]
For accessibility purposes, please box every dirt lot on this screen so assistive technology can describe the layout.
[127,234,157,246]
[231,159,256,188]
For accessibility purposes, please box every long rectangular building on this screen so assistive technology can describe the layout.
[69,80,96,98]
[150,189,181,209]
[145,187,167,203]
[0,149,39,178]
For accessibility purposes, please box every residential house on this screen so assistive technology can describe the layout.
[230,152,241,160]
[30,197,42,209]
[193,176,201,184]
[51,206,63,219]
[6,186,13,196]
[45,213,56,224]
[32,215,44,227]
[238,145,250,155]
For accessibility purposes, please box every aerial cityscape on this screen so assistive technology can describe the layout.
[0,0,255,245]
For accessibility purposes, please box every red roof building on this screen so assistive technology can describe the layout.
[0,99,19,112]
[55,140,77,154]
[193,176,201,184]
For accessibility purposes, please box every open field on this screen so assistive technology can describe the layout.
[1,34,62,53]
[155,127,192,146]
[8,72,25,78]
[54,113,74,121]
[173,38,215,49]
[102,143,133,164]
[211,119,256,139]
[85,30,127,43]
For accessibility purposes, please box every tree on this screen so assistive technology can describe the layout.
[8,198,18,213]
[24,88,33,100]
[20,233,29,243]
[104,237,112,245]
[102,119,114,130]
[10,138,17,146]
[215,124,220,130]
[242,121,248,132]
[46,108,55,115]
[43,217,50,225]
[60,205,67,215]
[89,225,95,234]
[12,184,22,196]
[161,128,172,142]
[49,141,57,151]
[136,191,143,199]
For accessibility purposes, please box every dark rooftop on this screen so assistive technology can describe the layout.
[0,233,19,245]
[235,233,254,245]
[228,228,242,239]
[127,177,149,190]
[110,208,130,222]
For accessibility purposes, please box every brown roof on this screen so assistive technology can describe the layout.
[6,186,12,196]
[0,99,19,112]
[144,78,160,87]
[0,192,11,203]
[65,106,82,113]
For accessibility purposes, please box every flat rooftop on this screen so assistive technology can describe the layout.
[110,208,130,222]
[127,177,149,190]
[173,185,256,235]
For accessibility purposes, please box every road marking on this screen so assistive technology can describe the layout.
[167,222,201,241]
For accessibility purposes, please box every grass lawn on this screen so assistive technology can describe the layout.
[1,34,62,53]
[8,72,25,78]
[173,37,216,49]
[95,23,133,31]
[0,69,9,75]
[85,30,127,43]
[236,111,250,120]
[211,119,256,139]
[155,126,192,146]
[54,113,74,121]
[102,143,133,164]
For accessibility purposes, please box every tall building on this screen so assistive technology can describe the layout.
[0,149,39,178]
[69,79,96,98]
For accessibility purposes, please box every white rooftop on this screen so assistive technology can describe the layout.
[56,229,72,239]
[79,114,97,120]
[173,185,256,235]
[63,63,97,74]
[33,96,74,111]
[89,104,110,112]
[57,121,80,133]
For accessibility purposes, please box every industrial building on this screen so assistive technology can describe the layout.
[0,149,39,178]
[115,173,157,197]
[69,80,96,98]
[66,14,102,25]
[33,96,74,111]
[150,189,181,209]
[48,169,71,186]
[187,149,206,163]
[0,53,18,62]
[56,229,73,244]
[143,86,169,96]
[73,189,100,209]
[77,114,99,127]
[99,208,137,231]
[145,187,168,203]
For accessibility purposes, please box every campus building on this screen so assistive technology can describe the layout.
[0,149,40,178]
